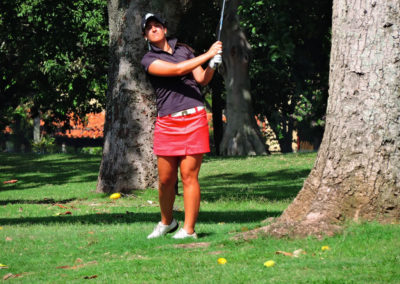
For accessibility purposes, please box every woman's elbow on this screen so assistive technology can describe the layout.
[194,74,211,86]
[196,79,209,86]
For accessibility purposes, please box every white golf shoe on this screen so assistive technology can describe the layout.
[172,228,198,239]
[147,219,178,239]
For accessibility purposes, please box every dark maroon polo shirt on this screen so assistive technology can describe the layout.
[141,38,204,117]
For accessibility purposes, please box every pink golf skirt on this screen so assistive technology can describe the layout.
[154,109,210,156]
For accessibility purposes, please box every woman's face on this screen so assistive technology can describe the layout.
[144,19,167,44]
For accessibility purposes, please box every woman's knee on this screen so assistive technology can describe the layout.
[159,174,177,188]
[180,171,198,186]
[179,155,202,185]
[157,156,178,188]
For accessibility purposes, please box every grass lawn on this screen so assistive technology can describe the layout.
[0,152,399,283]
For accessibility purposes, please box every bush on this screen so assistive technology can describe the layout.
[31,135,56,154]
[80,147,103,155]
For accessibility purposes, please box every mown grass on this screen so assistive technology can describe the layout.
[0,152,399,283]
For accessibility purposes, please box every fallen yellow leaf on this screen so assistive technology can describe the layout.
[264,260,275,267]
[217,258,227,265]
[110,193,121,199]
[321,246,330,251]
[0,263,8,269]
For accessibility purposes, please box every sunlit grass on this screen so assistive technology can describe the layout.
[0,152,399,283]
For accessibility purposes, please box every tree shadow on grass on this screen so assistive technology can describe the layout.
[0,210,280,226]
[199,169,311,202]
[0,153,100,192]
[0,198,76,205]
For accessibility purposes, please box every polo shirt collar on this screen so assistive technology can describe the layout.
[150,38,178,54]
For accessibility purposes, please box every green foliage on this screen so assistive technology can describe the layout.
[0,0,108,134]
[1,153,399,282]
[80,146,103,155]
[31,135,56,154]
[238,0,332,150]
[176,0,331,153]
[2,104,34,152]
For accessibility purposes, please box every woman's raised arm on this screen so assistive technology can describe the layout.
[147,41,222,77]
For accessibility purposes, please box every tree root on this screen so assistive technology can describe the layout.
[233,219,343,241]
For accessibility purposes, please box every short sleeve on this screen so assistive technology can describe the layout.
[187,50,195,59]
[141,53,159,72]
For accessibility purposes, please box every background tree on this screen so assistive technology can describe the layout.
[239,0,332,152]
[175,0,225,155]
[247,0,400,237]
[219,0,268,156]
[177,0,332,155]
[96,0,189,193]
[0,0,108,150]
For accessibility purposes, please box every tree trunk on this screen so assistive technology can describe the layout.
[210,75,224,155]
[246,0,400,238]
[277,120,293,153]
[33,115,40,143]
[97,0,187,193]
[219,0,268,156]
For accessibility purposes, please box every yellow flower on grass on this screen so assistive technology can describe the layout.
[321,246,330,251]
[217,258,227,265]
[110,193,121,200]
[264,260,275,267]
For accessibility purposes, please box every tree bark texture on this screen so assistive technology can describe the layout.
[219,0,268,156]
[33,115,40,143]
[97,0,187,193]
[249,0,400,238]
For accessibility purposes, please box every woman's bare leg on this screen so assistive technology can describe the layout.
[157,156,179,225]
[179,154,203,234]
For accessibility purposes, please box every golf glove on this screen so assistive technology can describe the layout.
[209,53,222,70]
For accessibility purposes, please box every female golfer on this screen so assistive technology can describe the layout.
[141,13,222,239]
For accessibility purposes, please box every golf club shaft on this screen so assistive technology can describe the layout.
[217,0,226,41]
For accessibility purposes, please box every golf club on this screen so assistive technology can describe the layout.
[217,0,227,41]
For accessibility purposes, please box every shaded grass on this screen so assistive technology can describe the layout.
[0,152,399,283]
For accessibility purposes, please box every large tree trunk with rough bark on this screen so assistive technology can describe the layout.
[244,0,400,238]
[219,0,267,156]
[97,0,188,193]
